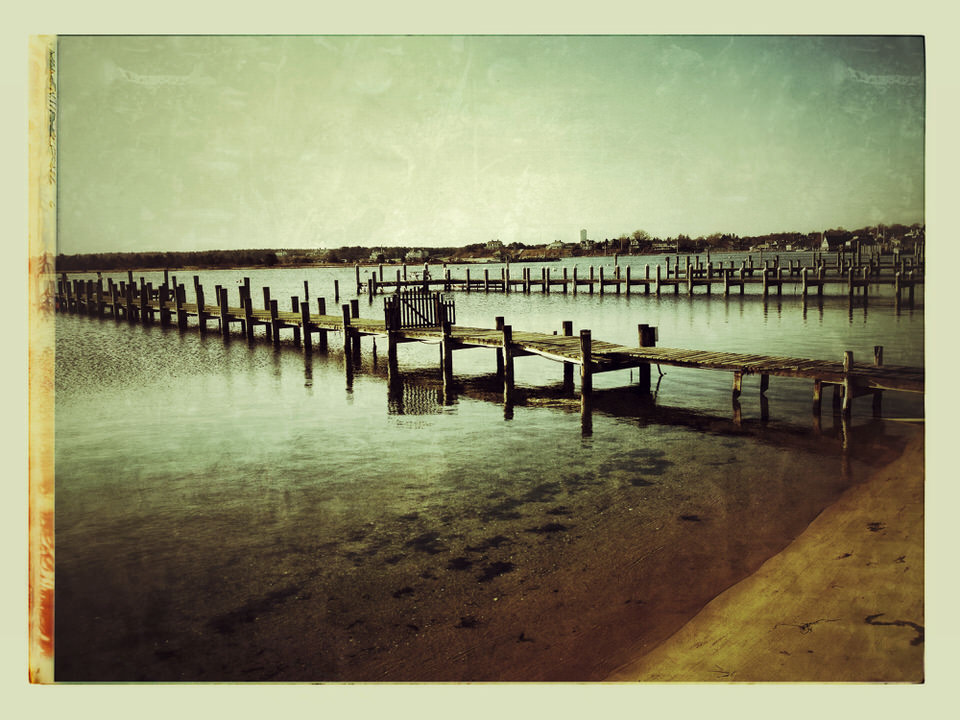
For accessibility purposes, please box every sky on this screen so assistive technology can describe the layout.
[55,35,925,253]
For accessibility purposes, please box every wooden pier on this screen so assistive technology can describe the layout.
[356,252,923,308]
[56,275,924,425]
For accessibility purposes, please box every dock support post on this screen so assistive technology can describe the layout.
[656,264,662,296]
[243,289,255,339]
[494,316,506,378]
[760,374,769,396]
[341,304,352,356]
[269,299,280,344]
[441,319,453,382]
[219,286,230,337]
[801,267,808,299]
[562,320,574,392]
[589,266,594,294]
[842,350,854,416]
[300,300,312,352]
[502,324,515,401]
[812,379,822,416]
[625,265,631,296]
[465,268,471,293]
[732,371,742,399]
[141,282,152,324]
[290,297,301,346]
[572,266,578,295]
[334,279,340,302]
[762,269,769,298]
[316,298,328,352]
[580,329,593,396]
[637,323,656,393]
[355,264,361,294]
[484,268,490,292]
[196,285,208,331]
[110,283,120,320]
[159,283,171,326]
[873,346,884,416]
[599,266,605,295]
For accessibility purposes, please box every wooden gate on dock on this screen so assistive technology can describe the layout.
[384,289,455,331]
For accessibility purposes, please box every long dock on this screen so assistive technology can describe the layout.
[356,253,923,308]
[56,275,924,425]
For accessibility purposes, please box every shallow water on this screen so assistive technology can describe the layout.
[53,257,923,681]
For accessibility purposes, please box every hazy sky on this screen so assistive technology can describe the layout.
[56,35,925,253]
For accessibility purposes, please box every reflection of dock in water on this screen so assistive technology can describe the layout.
[369,358,908,459]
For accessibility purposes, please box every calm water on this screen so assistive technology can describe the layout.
[53,256,924,681]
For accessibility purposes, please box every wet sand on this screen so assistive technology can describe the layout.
[607,427,924,682]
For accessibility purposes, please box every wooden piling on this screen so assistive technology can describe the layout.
[441,319,453,381]
[218,286,230,336]
[110,283,120,320]
[580,329,593,395]
[242,295,255,340]
[176,284,187,329]
[269,299,280,344]
[842,350,854,415]
[495,316,505,378]
[300,300,312,351]
[341,304,352,354]
[562,320,574,391]
[317,298,328,352]
[502,324,515,395]
[637,323,656,393]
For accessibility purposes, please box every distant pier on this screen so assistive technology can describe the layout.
[356,251,922,310]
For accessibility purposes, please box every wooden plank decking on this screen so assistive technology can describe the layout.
[56,277,924,421]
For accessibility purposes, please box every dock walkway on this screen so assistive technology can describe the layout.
[56,274,924,421]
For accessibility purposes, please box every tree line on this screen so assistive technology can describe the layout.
[54,222,923,272]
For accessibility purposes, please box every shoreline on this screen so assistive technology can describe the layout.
[606,425,924,682]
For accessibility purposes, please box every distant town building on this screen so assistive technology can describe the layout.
[405,249,426,262]
[580,229,588,243]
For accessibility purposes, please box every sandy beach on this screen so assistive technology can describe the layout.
[607,426,924,682]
